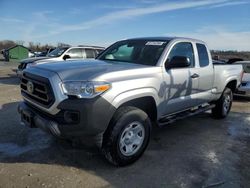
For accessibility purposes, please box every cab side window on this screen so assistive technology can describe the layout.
[85,49,96,58]
[96,49,103,55]
[196,43,209,67]
[167,42,195,68]
[66,48,83,58]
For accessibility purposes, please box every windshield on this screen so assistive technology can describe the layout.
[48,47,69,57]
[97,39,169,66]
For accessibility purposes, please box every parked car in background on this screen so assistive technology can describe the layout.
[212,60,226,65]
[35,48,56,57]
[234,61,250,97]
[227,58,244,64]
[17,45,105,77]
[18,37,243,166]
[28,51,35,58]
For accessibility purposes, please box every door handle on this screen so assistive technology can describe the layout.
[191,73,199,79]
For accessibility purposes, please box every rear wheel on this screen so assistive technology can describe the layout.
[102,106,151,166]
[212,87,233,119]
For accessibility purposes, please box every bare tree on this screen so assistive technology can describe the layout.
[57,42,70,47]
[0,40,16,50]
[16,40,25,45]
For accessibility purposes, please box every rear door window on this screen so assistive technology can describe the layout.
[196,43,209,67]
[85,49,96,58]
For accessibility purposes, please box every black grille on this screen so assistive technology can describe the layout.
[20,73,55,108]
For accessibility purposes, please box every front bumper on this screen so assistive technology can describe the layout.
[18,97,116,145]
[16,69,23,78]
[18,102,62,137]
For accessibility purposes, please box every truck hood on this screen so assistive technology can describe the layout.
[20,57,53,64]
[32,59,157,81]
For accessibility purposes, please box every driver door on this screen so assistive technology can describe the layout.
[162,42,199,115]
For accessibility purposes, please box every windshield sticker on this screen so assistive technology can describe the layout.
[146,41,165,46]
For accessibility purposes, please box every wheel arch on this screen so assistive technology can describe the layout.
[111,88,159,122]
[225,79,237,93]
[119,96,158,122]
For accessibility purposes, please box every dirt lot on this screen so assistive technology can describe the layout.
[0,62,249,188]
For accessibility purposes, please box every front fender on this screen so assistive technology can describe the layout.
[111,87,160,109]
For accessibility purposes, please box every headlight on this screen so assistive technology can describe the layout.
[61,81,111,98]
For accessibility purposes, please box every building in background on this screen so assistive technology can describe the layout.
[3,45,29,61]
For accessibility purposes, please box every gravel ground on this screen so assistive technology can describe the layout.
[0,63,249,188]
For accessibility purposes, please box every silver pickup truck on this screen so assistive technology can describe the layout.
[18,37,243,166]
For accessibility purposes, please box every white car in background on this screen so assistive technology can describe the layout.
[17,45,105,77]
[235,61,250,97]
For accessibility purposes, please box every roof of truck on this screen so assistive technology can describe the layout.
[124,37,205,44]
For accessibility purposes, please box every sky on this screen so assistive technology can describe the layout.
[0,0,249,51]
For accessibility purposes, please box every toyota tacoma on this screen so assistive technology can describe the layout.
[18,37,243,166]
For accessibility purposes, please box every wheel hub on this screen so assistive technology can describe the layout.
[223,94,231,112]
[119,121,145,156]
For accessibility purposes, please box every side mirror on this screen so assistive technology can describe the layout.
[165,56,191,69]
[63,54,71,60]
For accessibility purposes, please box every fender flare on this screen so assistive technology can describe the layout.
[111,87,160,109]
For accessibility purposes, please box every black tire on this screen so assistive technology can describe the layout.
[102,106,151,166]
[212,87,233,119]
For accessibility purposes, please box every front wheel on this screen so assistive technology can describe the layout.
[212,87,233,119]
[102,106,151,166]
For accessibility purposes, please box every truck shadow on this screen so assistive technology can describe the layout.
[0,101,250,187]
[233,95,250,102]
[0,76,20,85]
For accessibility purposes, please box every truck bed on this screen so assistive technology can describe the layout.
[213,64,243,95]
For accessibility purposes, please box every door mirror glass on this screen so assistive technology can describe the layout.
[165,42,194,70]
[63,54,71,60]
[165,56,191,69]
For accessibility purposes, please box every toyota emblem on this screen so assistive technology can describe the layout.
[27,81,34,93]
